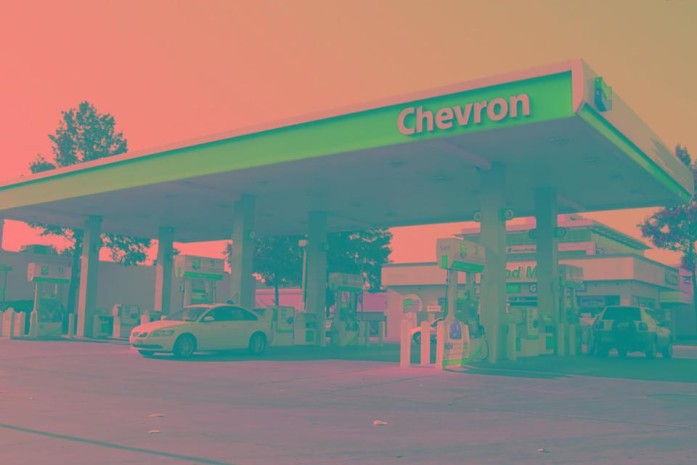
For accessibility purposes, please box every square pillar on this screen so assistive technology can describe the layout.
[535,187,560,352]
[76,215,102,338]
[154,227,174,314]
[229,195,256,309]
[305,211,328,345]
[479,163,508,363]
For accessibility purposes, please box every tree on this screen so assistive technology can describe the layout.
[252,236,304,306]
[640,144,697,331]
[327,229,392,292]
[224,229,393,306]
[19,244,59,255]
[28,102,152,314]
[224,237,301,306]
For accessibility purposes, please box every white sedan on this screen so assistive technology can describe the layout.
[130,304,272,358]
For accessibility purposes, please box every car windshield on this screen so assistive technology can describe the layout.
[166,307,209,322]
[602,306,641,321]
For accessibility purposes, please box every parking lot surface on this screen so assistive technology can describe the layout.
[1,339,696,465]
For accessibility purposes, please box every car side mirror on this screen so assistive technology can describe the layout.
[203,316,215,323]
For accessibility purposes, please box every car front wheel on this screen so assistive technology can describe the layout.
[173,334,196,359]
[249,332,267,355]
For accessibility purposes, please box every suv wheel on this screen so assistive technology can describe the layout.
[596,344,608,357]
[645,338,657,359]
[662,343,673,360]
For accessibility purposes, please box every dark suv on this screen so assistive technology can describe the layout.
[590,305,672,359]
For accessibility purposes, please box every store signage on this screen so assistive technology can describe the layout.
[397,94,531,136]
[173,255,225,280]
[437,238,485,272]
[506,264,537,281]
[27,263,70,283]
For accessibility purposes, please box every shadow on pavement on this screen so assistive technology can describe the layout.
[468,355,697,383]
[147,344,403,364]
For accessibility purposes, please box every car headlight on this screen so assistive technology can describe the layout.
[151,329,175,337]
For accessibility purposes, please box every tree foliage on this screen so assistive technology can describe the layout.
[28,102,152,312]
[29,101,151,264]
[225,229,393,305]
[640,145,697,326]
[327,229,392,291]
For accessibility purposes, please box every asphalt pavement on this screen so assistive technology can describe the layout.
[1,339,696,465]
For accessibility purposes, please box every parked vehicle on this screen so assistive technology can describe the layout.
[130,304,272,358]
[590,305,672,359]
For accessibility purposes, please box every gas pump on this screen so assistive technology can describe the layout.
[433,238,486,369]
[111,304,142,338]
[509,304,541,356]
[328,273,364,347]
[261,305,295,346]
[173,255,225,307]
[558,264,584,355]
[27,262,70,339]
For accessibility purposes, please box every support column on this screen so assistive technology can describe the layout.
[0,215,5,251]
[76,216,102,338]
[154,227,174,315]
[229,195,256,309]
[305,211,328,345]
[479,163,508,363]
[446,269,458,322]
[535,187,559,353]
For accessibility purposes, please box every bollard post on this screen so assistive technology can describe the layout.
[30,310,39,338]
[435,321,445,370]
[420,321,431,366]
[557,323,566,356]
[112,316,122,339]
[68,313,76,338]
[360,321,368,347]
[400,319,411,368]
[508,322,517,361]
[15,312,26,338]
[568,324,576,356]
[6,309,15,339]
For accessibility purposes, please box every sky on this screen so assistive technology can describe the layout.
[0,0,695,265]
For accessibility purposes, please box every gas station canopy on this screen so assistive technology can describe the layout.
[0,60,692,241]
